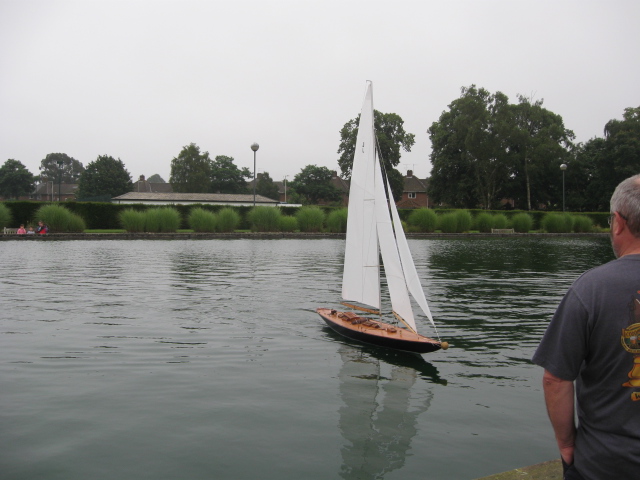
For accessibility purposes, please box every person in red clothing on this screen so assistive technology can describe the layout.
[36,221,48,235]
[16,224,26,235]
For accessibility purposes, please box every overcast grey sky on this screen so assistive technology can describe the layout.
[1,0,638,184]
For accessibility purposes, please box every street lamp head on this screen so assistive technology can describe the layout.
[560,163,567,171]
[251,143,259,152]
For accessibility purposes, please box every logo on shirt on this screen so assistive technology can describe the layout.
[622,298,640,400]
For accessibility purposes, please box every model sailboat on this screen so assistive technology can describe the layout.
[317,82,448,354]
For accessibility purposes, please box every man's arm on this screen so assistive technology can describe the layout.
[542,369,576,465]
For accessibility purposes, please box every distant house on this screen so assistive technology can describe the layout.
[329,171,350,206]
[396,170,430,209]
[310,171,350,206]
[32,182,78,201]
[275,179,289,203]
[247,170,430,208]
[132,175,173,194]
[111,192,279,206]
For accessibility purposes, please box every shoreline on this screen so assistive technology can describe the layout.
[475,459,562,479]
[0,232,608,241]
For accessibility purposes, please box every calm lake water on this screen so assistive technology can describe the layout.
[0,236,613,480]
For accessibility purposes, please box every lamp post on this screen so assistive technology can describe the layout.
[560,163,567,212]
[283,175,288,203]
[57,159,64,202]
[251,143,259,206]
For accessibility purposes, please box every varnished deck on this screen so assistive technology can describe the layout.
[317,307,443,354]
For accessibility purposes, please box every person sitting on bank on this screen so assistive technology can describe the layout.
[36,221,49,235]
[26,226,35,235]
[16,224,26,235]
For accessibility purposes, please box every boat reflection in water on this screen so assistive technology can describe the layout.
[331,329,444,479]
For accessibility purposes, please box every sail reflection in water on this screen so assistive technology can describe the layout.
[338,345,434,479]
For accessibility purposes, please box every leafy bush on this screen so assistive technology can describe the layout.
[492,214,509,229]
[326,208,348,233]
[188,207,217,232]
[279,215,298,232]
[542,213,574,233]
[67,213,86,232]
[119,209,146,232]
[145,207,181,233]
[158,207,181,232]
[455,210,473,232]
[34,204,85,233]
[407,208,437,233]
[248,206,282,232]
[217,207,240,232]
[572,215,593,233]
[474,212,494,233]
[511,213,533,233]
[0,203,12,228]
[438,212,458,233]
[144,209,162,232]
[296,206,325,232]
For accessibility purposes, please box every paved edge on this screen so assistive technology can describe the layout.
[0,232,608,241]
[474,459,562,480]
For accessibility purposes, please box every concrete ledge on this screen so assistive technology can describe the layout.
[0,232,608,241]
[475,459,562,480]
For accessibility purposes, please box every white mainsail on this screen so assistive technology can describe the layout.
[342,84,380,310]
[342,81,436,335]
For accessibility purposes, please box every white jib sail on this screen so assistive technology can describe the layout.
[386,175,438,332]
[374,153,418,332]
[342,83,380,310]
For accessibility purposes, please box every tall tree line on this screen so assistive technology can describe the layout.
[428,85,575,210]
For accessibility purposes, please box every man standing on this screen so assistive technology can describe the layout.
[533,174,640,480]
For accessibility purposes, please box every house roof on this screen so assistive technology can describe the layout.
[403,175,427,192]
[331,174,350,194]
[396,198,424,209]
[111,192,279,205]
[132,180,173,193]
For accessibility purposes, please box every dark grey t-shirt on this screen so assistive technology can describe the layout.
[532,254,640,480]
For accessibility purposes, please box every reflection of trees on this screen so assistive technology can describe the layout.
[337,345,435,480]
[418,237,613,355]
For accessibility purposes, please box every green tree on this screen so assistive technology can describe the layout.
[564,137,606,211]
[428,86,512,209]
[291,165,341,205]
[386,168,405,203]
[169,143,213,193]
[76,155,132,199]
[147,174,166,183]
[255,172,280,201]
[39,153,84,183]
[337,110,415,179]
[602,106,640,189]
[210,155,251,194]
[569,107,640,212]
[0,159,34,199]
[505,95,575,210]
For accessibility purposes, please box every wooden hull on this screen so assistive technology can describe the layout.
[316,307,443,354]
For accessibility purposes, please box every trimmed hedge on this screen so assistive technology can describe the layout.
[0,201,613,233]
